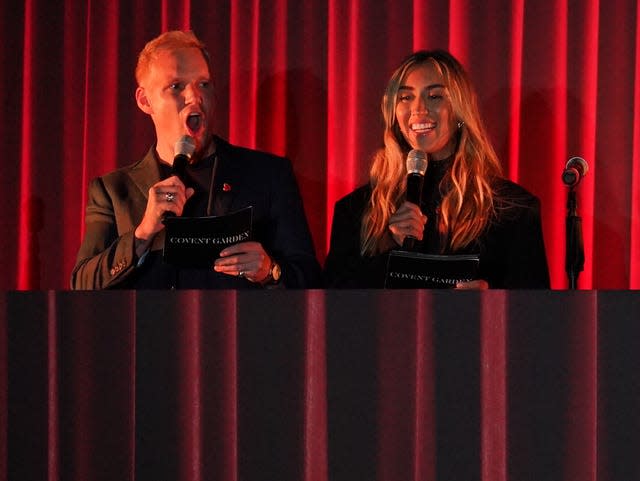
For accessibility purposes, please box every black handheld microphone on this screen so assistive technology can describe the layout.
[561,156,588,187]
[402,149,428,250]
[162,135,196,222]
[171,135,196,182]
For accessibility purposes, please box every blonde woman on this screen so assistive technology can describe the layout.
[324,50,549,288]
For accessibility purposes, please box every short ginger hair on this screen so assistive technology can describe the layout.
[135,30,211,86]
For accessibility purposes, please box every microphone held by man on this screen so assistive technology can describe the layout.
[171,135,196,181]
[162,135,196,222]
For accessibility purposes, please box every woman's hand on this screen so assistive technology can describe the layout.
[455,279,489,290]
[388,201,427,246]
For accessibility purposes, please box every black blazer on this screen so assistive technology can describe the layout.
[324,180,551,289]
[71,137,320,289]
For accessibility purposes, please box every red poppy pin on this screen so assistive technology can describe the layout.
[223,183,232,192]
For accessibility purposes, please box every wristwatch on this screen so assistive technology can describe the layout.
[264,258,282,284]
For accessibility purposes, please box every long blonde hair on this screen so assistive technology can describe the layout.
[361,50,502,255]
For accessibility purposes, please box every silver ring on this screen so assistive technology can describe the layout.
[238,271,245,278]
[165,192,175,202]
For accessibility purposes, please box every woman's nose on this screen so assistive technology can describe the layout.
[411,97,428,115]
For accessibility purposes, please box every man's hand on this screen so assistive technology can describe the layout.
[134,176,195,240]
[214,241,272,283]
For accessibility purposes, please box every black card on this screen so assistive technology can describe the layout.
[384,250,480,288]
[162,206,253,268]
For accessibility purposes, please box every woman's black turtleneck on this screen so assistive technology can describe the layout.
[417,155,454,254]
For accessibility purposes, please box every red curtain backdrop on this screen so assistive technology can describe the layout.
[1,0,640,289]
[2,291,640,481]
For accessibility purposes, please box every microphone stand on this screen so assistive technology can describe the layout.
[565,188,584,289]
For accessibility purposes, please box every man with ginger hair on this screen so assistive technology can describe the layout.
[71,30,320,289]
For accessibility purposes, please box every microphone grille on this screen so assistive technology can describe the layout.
[175,135,196,158]
[567,156,588,176]
[406,149,428,175]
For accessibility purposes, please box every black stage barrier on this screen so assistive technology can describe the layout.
[2,290,639,481]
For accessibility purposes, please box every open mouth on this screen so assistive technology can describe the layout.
[186,112,203,133]
[411,122,435,133]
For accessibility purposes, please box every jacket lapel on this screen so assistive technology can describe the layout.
[210,137,236,216]
[129,147,163,200]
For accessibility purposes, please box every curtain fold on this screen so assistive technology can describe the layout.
[302,291,328,481]
[198,292,239,481]
[376,291,436,481]
[480,291,507,481]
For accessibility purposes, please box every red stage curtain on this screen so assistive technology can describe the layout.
[2,291,639,481]
[1,0,639,290]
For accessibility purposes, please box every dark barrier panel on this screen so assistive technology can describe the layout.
[2,291,639,481]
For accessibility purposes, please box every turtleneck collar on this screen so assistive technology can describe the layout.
[426,153,455,179]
